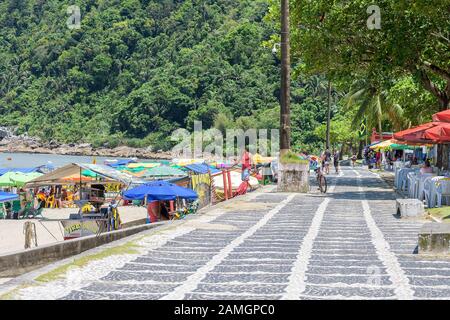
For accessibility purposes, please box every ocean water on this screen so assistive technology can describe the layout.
[0,152,129,169]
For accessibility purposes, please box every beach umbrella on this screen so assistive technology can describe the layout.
[370,139,416,151]
[0,172,43,187]
[11,172,43,186]
[123,180,198,201]
[61,173,94,182]
[394,122,450,144]
[432,109,450,123]
[370,140,393,151]
[81,169,98,177]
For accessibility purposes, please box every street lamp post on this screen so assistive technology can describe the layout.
[280,0,291,156]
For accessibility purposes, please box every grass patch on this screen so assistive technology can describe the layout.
[35,241,141,283]
[280,151,309,165]
[427,207,450,223]
[0,284,34,300]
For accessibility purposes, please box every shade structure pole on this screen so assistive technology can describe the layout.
[222,170,228,200]
[280,0,291,156]
[227,170,232,198]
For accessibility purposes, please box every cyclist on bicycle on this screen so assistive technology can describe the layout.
[309,155,327,193]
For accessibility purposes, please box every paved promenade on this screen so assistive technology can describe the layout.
[1,167,450,300]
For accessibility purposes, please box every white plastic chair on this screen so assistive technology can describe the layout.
[436,179,450,207]
[407,172,417,198]
[394,163,405,189]
[416,173,436,200]
[423,176,445,208]
[399,168,416,192]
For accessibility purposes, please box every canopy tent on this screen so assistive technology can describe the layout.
[0,167,43,176]
[172,159,206,166]
[104,159,137,168]
[127,162,161,169]
[142,166,187,179]
[25,163,145,187]
[185,163,221,175]
[0,191,19,202]
[123,180,198,201]
[0,172,43,187]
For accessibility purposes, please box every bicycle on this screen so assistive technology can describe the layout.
[315,167,327,193]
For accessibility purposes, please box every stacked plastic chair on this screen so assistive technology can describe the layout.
[436,178,450,207]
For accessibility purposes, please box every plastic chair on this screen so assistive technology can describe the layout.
[45,195,55,208]
[399,168,415,192]
[394,162,405,188]
[407,172,417,198]
[11,200,21,214]
[436,179,450,207]
[423,176,445,208]
[416,173,435,200]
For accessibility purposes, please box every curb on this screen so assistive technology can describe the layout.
[0,221,166,278]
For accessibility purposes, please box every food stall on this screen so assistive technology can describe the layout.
[25,163,145,239]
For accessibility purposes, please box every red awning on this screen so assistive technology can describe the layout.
[394,122,450,144]
[423,122,450,142]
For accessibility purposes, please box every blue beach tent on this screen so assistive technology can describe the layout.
[0,167,42,176]
[123,180,198,201]
[0,191,19,203]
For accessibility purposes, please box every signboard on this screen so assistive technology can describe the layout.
[61,220,105,240]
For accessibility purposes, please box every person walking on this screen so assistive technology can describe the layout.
[322,149,331,175]
[240,146,253,182]
[333,150,340,174]
[351,154,357,167]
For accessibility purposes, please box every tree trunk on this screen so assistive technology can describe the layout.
[339,143,345,160]
[326,80,331,149]
[434,95,450,169]
[436,144,449,170]
[357,140,364,159]
[279,0,291,156]
[378,119,383,140]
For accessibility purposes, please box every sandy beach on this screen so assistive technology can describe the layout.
[0,206,148,255]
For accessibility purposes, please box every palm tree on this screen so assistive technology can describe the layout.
[304,75,342,149]
[343,80,406,135]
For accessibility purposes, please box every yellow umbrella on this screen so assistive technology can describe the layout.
[370,139,393,151]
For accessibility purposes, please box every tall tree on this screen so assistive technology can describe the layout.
[280,0,291,155]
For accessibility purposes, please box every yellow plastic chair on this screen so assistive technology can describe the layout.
[45,195,55,208]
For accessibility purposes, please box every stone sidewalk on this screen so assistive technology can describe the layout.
[1,167,449,300]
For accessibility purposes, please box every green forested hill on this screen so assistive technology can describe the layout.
[0,0,330,151]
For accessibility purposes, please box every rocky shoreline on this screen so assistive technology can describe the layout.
[0,128,172,160]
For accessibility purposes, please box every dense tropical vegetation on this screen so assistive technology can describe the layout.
[0,0,330,153]
[0,0,448,157]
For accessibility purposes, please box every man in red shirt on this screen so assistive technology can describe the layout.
[241,147,253,181]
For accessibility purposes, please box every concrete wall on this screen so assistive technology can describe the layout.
[0,221,164,277]
[418,223,450,254]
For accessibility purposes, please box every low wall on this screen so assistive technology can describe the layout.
[0,221,164,277]
[418,223,450,254]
